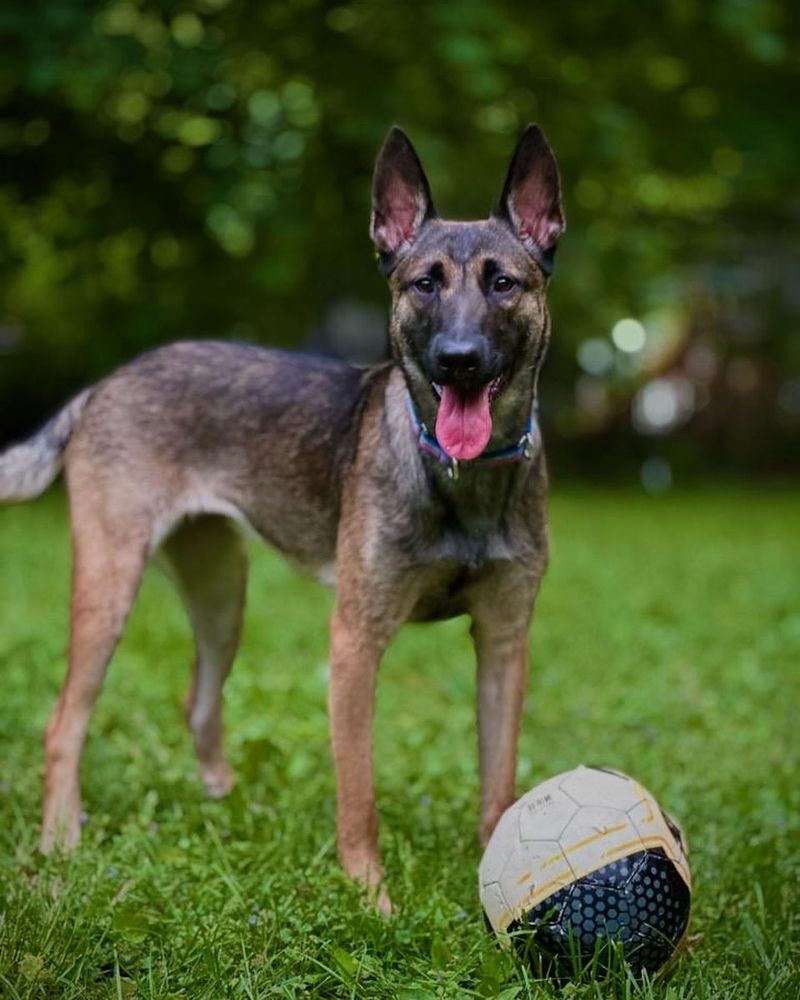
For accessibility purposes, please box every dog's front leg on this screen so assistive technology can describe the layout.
[329,606,392,914]
[472,617,530,847]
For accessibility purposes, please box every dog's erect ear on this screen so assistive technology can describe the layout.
[370,127,437,274]
[493,124,565,275]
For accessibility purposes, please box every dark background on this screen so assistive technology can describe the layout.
[1,0,798,484]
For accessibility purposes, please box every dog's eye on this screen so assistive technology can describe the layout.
[493,275,517,293]
[414,276,435,294]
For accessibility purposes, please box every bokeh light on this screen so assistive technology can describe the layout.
[632,377,695,435]
[611,319,647,354]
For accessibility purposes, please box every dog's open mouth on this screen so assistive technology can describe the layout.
[431,376,506,461]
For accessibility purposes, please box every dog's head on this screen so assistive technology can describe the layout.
[371,125,564,461]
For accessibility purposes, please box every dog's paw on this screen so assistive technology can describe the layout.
[343,854,395,917]
[358,876,394,918]
[39,804,82,854]
[202,762,236,799]
[371,883,394,918]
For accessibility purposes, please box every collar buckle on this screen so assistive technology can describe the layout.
[519,429,534,460]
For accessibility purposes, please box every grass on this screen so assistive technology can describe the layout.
[0,487,798,999]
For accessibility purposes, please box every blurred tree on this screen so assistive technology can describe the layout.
[0,0,798,475]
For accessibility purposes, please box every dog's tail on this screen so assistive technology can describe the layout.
[0,389,92,503]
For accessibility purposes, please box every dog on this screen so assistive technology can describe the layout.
[0,124,564,912]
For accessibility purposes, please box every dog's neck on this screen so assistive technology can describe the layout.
[404,390,539,480]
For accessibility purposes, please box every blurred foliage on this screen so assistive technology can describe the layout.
[0,0,798,475]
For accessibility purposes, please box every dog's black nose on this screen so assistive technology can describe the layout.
[430,335,488,383]
[438,345,480,375]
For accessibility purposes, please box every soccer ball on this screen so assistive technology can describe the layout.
[479,766,691,978]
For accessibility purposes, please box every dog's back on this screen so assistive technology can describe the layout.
[1,340,372,568]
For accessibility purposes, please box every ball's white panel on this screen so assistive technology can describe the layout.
[478,801,521,886]
[479,881,510,933]
[517,787,578,842]
[628,796,691,888]
[559,765,645,811]
[515,771,573,807]
[497,839,575,928]
[556,805,640,882]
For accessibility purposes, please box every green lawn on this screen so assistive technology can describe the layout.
[0,488,798,999]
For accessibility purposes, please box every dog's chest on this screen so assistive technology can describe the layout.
[405,539,512,622]
[403,512,518,623]
[413,475,518,564]
[423,524,514,566]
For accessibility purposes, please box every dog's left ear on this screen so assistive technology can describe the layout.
[371,127,437,274]
[493,124,565,276]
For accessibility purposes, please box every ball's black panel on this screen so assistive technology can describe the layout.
[507,848,690,979]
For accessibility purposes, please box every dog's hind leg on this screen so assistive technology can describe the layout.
[41,495,150,853]
[159,515,246,799]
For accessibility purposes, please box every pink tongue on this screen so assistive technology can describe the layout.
[435,384,493,461]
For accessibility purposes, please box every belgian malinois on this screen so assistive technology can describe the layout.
[0,124,564,912]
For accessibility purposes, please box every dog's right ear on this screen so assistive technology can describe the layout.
[370,127,437,275]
